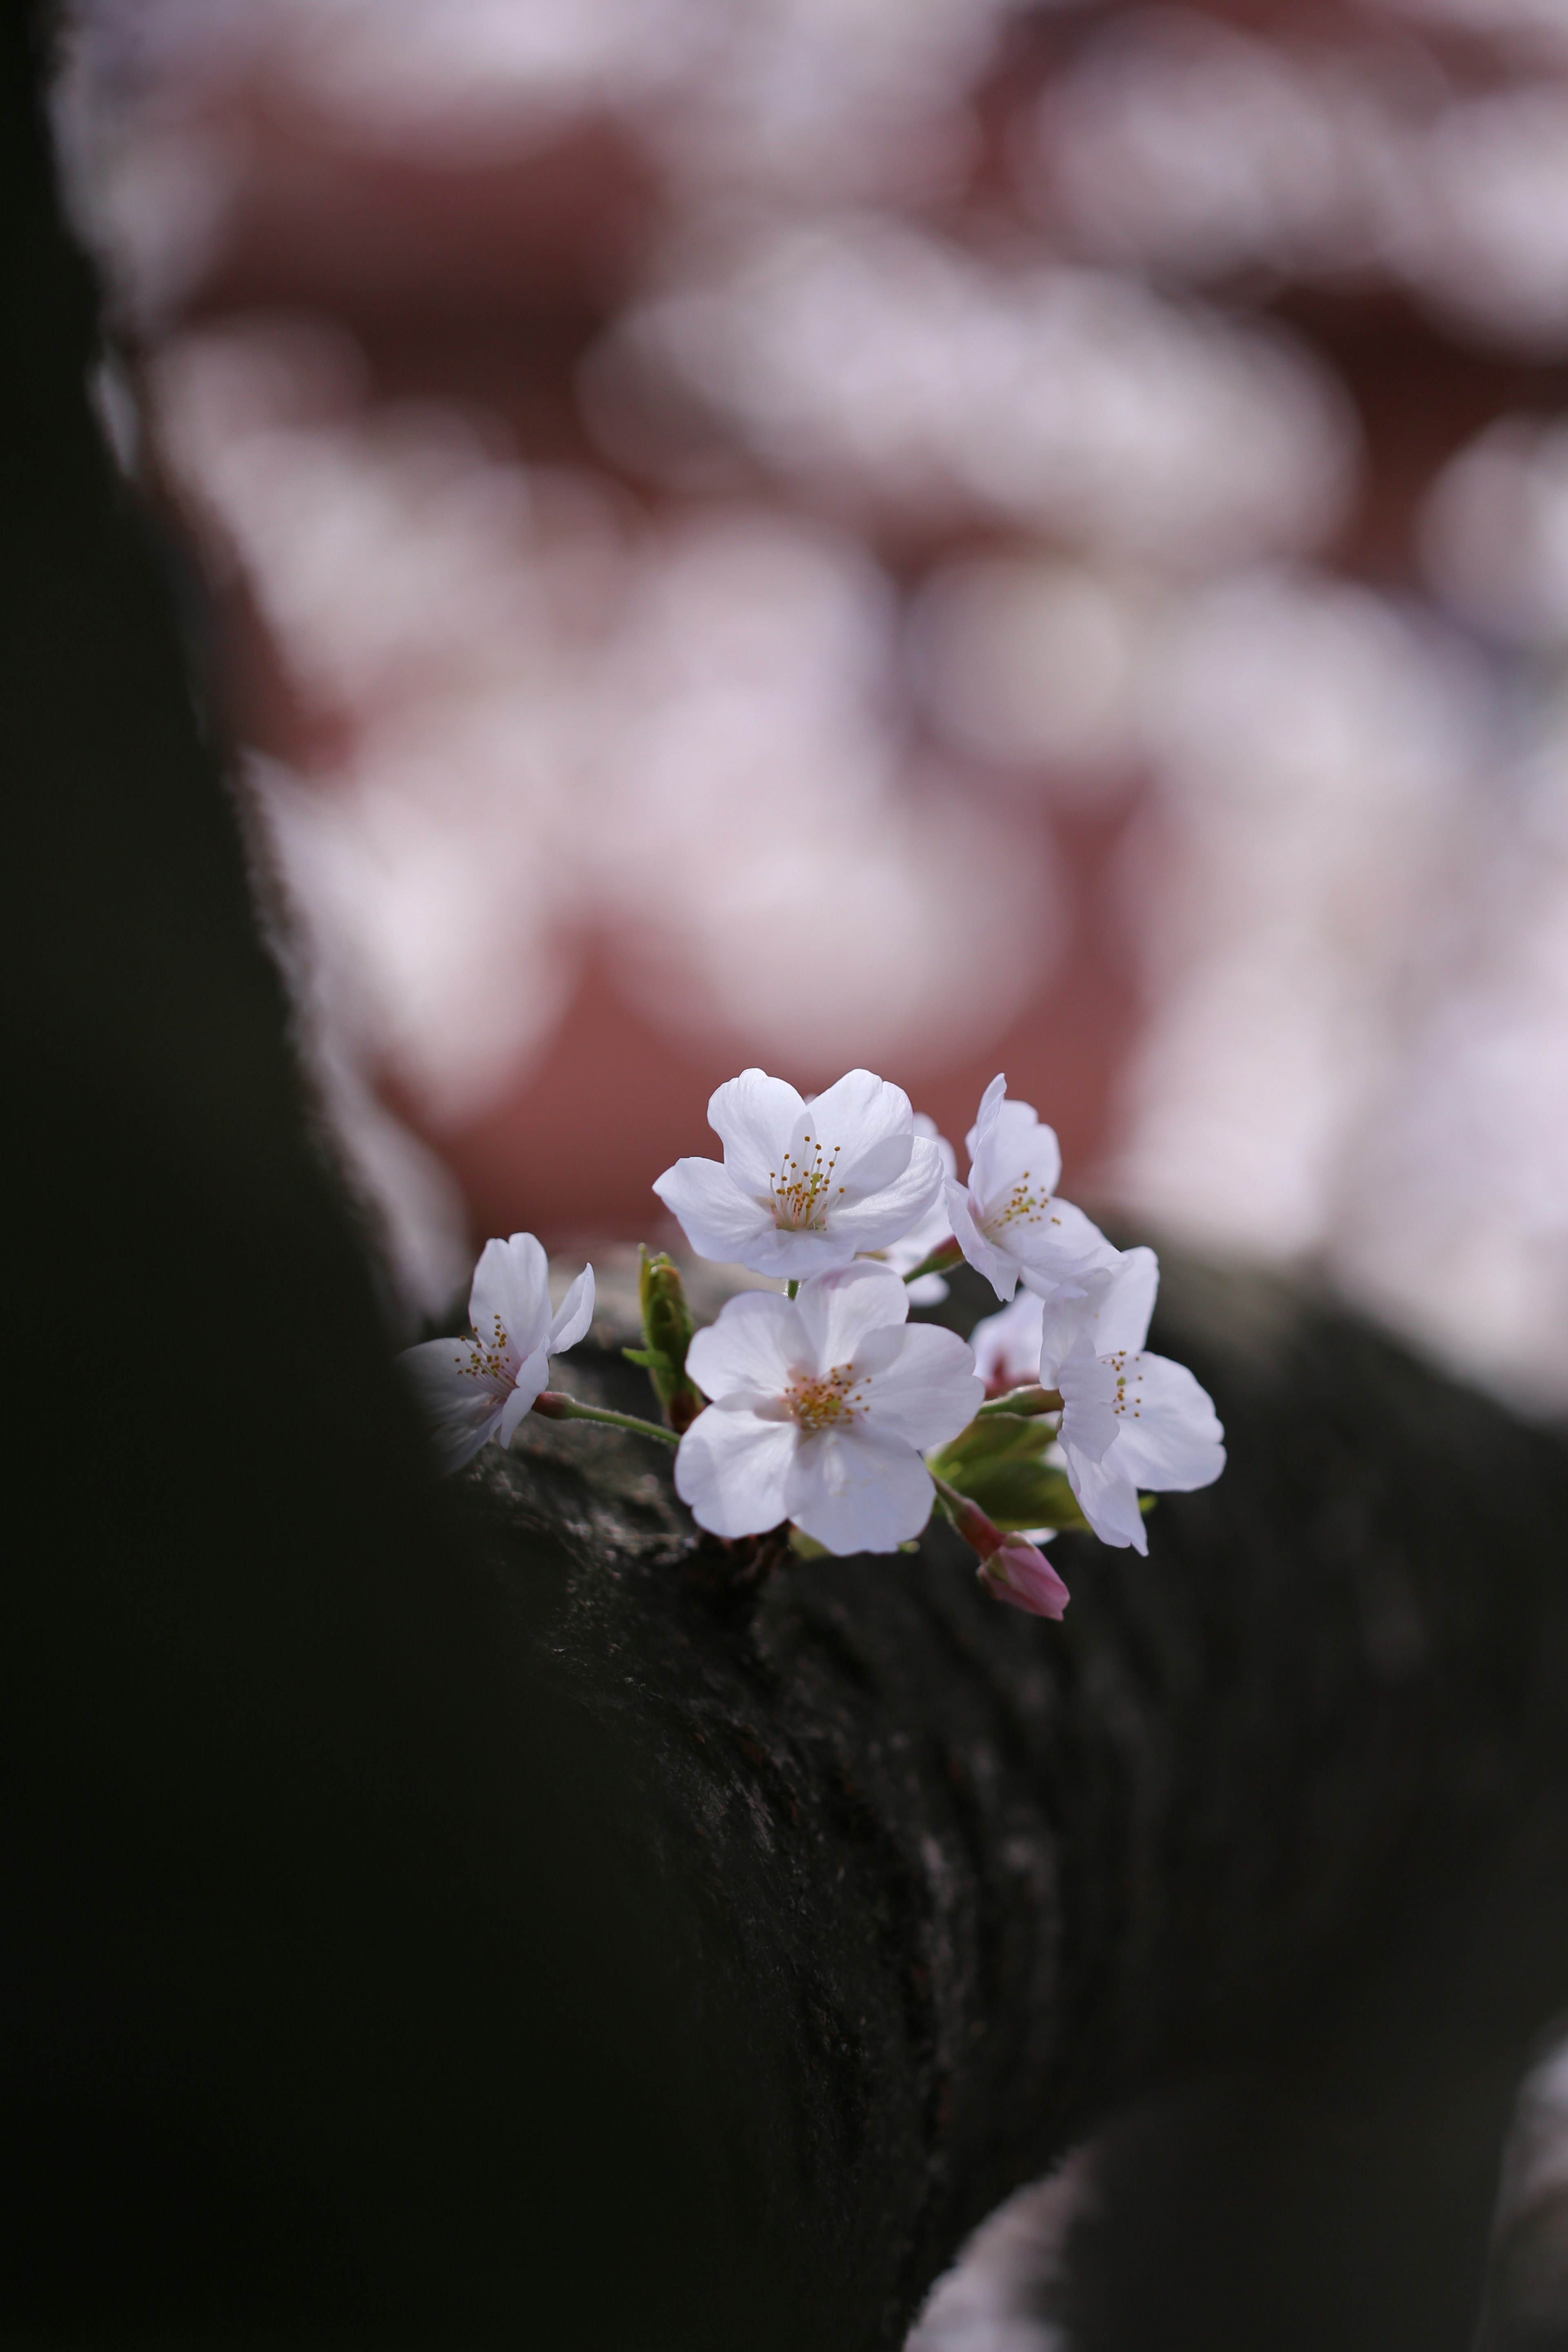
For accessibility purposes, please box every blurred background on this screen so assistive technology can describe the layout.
[51,0,1568,1412]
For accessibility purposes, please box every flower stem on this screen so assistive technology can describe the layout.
[786,1279,800,1299]
[530,1391,679,1446]
[976,1383,1063,1419]
[902,1238,963,1284]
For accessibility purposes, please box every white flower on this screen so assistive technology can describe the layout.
[654,1067,945,1280]
[674,1262,982,1554]
[946,1076,1117,1302]
[398,1233,595,1473]
[867,1112,958,1301]
[1037,1247,1225,1554]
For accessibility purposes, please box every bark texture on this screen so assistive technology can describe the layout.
[463,1296,1568,2346]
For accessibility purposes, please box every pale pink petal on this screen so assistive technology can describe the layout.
[791,1261,907,1372]
[726,1223,864,1280]
[547,1264,596,1355]
[1078,1247,1159,1358]
[970,1093,1062,1221]
[397,1336,507,1474]
[791,1069,915,1201]
[1036,1275,1107,1386]
[849,1323,983,1449]
[1098,1353,1225,1493]
[947,1177,1018,1301]
[1010,1198,1118,1294]
[963,1074,1009,1166]
[675,1403,797,1537]
[1061,1439,1148,1552]
[497,1341,553,1444]
[685,1289,798,1400]
[1057,1353,1123,1463]
[785,1425,934,1554]
[826,1135,946,1247]
[653,1157,776,1264]
[468,1233,553,1371]
[706,1069,804,1196]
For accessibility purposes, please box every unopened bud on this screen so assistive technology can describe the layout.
[624,1247,706,1433]
[977,1536,1071,1621]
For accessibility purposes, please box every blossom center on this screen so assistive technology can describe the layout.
[768,1129,846,1229]
[784,1361,866,1433]
[1105,1348,1143,1419]
[458,1313,512,1386]
[984,1171,1063,1239]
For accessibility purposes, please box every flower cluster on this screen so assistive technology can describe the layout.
[400,1065,1225,1621]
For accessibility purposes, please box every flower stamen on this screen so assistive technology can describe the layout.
[784,1361,866,1432]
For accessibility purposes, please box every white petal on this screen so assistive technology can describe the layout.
[971,1292,1045,1388]
[1057,1353,1122,1462]
[826,1134,946,1247]
[1097,1352,1225,1493]
[793,1069,914,1201]
[706,1069,804,1196]
[397,1336,506,1473]
[963,1073,1009,1166]
[1080,1247,1158,1358]
[469,1232,552,1368]
[684,1288,797,1400]
[675,1403,797,1537]
[912,1113,959,1183]
[548,1263,596,1354]
[969,1091,1062,1222]
[792,1261,907,1372]
[653,1157,775,1264]
[1062,1438,1148,1552]
[785,1425,934,1554]
[730,1224,865,1279]
[850,1322,983,1449]
[1010,1198,1118,1292]
[947,1178,1018,1301]
[497,1341,553,1444]
[1036,1274,1106,1385]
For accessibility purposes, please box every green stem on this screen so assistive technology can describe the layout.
[786,1279,799,1300]
[902,1238,963,1285]
[975,1383,1063,1419]
[530,1392,679,1447]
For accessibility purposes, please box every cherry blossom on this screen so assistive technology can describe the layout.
[399,1232,594,1473]
[654,1067,945,1281]
[674,1262,982,1553]
[1037,1247,1225,1553]
[946,1076,1118,1302]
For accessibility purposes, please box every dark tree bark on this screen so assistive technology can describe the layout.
[462,1299,1568,2348]
[5,12,1567,2349]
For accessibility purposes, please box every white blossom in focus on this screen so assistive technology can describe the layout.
[946,1075,1117,1302]
[654,1067,945,1279]
[868,1112,958,1301]
[675,1263,982,1553]
[1038,1247,1225,1553]
[398,1232,594,1473]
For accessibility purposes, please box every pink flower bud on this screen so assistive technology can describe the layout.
[977,1535,1071,1621]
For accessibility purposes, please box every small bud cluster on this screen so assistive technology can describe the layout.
[399,1067,1225,1624]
